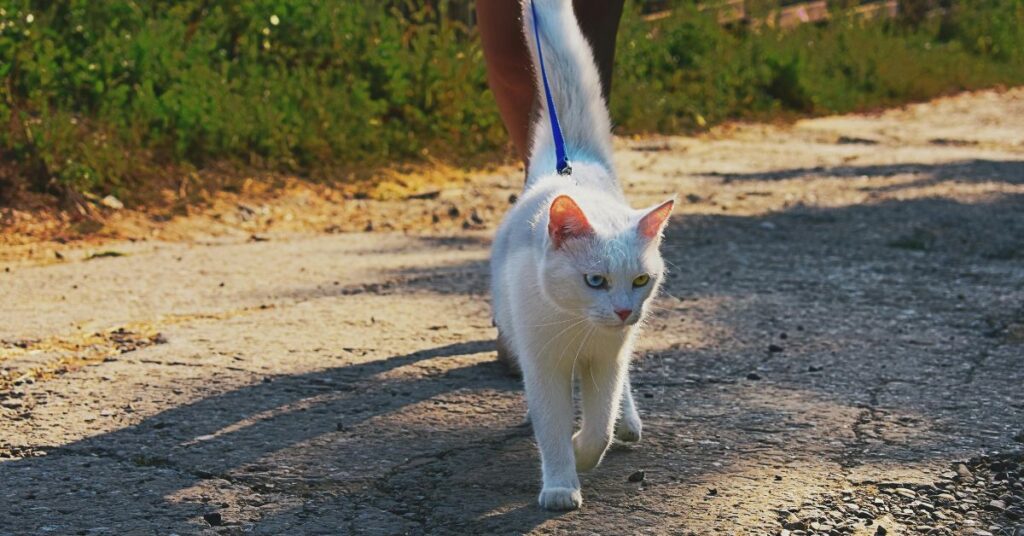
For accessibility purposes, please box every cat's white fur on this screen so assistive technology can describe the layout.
[490,0,675,511]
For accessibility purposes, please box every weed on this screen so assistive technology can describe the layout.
[1,1,1022,203]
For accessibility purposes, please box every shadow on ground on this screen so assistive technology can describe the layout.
[2,159,1023,534]
[705,159,1024,189]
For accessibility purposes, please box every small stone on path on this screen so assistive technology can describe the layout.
[203,512,222,526]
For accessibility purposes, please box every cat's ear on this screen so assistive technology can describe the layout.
[638,198,675,241]
[548,195,593,249]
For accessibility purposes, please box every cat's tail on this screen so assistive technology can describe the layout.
[522,0,614,182]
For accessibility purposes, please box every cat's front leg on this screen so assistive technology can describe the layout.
[522,364,581,510]
[573,356,627,472]
[615,370,642,443]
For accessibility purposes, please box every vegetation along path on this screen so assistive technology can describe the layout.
[2,89,1023,535]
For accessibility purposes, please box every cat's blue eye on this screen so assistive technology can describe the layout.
[583,274,608,289]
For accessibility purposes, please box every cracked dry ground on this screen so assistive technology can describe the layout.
[3,89,1024,535]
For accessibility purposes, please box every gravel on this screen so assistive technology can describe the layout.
[775,452,1024,535]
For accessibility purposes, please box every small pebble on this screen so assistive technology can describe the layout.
[895,488,917,499]
[628,470,645,483]
[202,512,222,526]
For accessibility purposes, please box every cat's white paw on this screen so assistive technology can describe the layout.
[615,413,642,443]
[538,486,582,511]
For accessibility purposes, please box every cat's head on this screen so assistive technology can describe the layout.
[540,194,674,329]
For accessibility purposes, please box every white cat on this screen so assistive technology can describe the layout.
[489,0,675,511]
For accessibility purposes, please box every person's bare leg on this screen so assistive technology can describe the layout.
[476,0,625,162]
[574,0,625,102]
[477,0,533,159]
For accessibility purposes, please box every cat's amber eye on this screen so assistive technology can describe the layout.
[584,274,608,289]
[632,274,651,288]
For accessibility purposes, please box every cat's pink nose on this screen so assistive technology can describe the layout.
[615,309,632,321]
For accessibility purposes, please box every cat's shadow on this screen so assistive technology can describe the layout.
[1,338,571,533]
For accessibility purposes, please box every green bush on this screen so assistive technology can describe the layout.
[939,0,1024,63]
[1,0,504,198]
[1,0,1023,203]
[612,0,1024,132]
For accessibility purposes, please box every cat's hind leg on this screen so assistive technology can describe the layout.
[494,329,522,377]
[615,370,642,443]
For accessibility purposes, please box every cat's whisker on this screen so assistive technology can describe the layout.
[589,365,599,393]
[557,320,590,369]
[532,317,588,359]
[658,290,690,303]
[644,304,678,313]
[662,258,685,272]
[569,325,595,384]
[525,315,585,328]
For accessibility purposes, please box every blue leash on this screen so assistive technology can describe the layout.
[529,0,572,176]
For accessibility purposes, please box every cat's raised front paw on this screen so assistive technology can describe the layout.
[538,486,582,511]
[573,435,609,472]
[615,414,642,443]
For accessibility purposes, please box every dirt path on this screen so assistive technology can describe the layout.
[2,89,1023,535]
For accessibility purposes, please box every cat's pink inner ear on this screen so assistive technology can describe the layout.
[548,195,593,249]
[638,199,675,240]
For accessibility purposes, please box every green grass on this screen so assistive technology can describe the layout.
[612,0,1024,131]
[1,0,1023,205]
